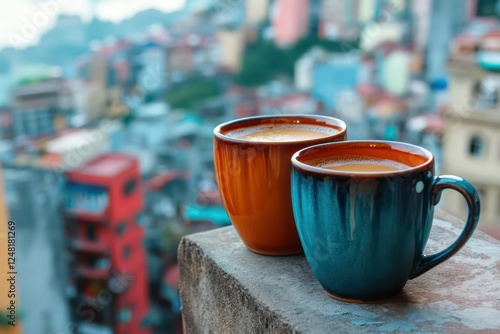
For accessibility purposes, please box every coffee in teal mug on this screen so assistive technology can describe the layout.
[291,141,480,302]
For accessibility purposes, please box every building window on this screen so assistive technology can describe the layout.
[123,246,132,259]
[136,214,143,226]
[473,80,498,108]
[469,136,486,157]
[117,307,133,323]
[123,178,137,196]
[88,256,109,270]
[86,224,97,242]
[116,222,126,235]
[95,258,110,270]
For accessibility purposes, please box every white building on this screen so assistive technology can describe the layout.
[45,128,110,169]
[443,59,500,228]
[294,47,326,92]
[246,0,269,25]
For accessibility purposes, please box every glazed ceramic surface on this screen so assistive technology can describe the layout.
[291,141,480,301]
[214,115,347,255]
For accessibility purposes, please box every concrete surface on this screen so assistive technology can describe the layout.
[179,209,500,334]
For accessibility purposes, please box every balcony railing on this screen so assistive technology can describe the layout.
[77,266,111,280]
[63,209,108,223]
[70,240,109,254]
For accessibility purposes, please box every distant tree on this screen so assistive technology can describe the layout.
[121,110,136,126]
[234,37,359,87]
[165,79,220,110]
[234,40,293,86]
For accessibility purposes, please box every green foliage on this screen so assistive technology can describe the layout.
[294,36,360,55]
[16,64,53,86]
[235,37,359,87]
[121,111,136,126]
[234,40,291,86]
[165,79,221,110]
[160,218,191,252]
[477,0,498,16]
[17,76,50,86]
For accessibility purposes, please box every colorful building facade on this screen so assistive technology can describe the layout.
[272,0,310,46]
[64,154,151,334]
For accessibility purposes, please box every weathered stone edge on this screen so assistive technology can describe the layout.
[178,236,301,334]
[178,209,499,334]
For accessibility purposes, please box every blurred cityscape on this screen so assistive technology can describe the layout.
[1,0,500,333]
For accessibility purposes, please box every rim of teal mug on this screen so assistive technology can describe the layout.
[213,114,347,146]
[291,140,434,178]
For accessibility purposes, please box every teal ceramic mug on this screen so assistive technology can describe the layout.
[291,141,480,302]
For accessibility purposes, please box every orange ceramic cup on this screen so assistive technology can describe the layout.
[214,115,347,255]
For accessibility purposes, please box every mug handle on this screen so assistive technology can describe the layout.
[409,175,480,279]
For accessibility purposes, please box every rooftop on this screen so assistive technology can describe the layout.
[74,154,135,178]
[45,129,108,154]
[10,78,65,99]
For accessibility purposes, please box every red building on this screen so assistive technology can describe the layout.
[64,153,151,334]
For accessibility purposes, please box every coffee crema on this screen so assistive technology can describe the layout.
[311,156,410,173]
[226,124,337,142]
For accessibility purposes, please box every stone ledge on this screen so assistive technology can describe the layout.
[178,209,500,333]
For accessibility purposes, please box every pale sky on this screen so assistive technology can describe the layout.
[2,0,186,49]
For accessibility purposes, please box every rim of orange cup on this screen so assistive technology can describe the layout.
[213,114,347,145]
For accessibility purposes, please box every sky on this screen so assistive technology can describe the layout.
[2,0,186,49]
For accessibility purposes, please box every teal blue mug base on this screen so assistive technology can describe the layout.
[324,288,402,304]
